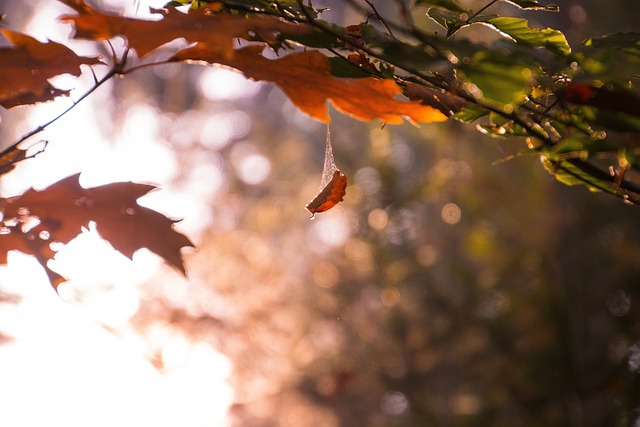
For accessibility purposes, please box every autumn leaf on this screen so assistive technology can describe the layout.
[1,175,193,289]
[0,148,28,177]
[0,29,102,108]
[305,170,348,217]
[172,44,448,124]
[59,0,310,58]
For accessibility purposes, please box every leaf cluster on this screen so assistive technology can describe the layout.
[0,0,639,287]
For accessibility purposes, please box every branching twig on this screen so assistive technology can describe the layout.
[4,1,639,207]
[2,51,130,159]
[362,0,395,37]
[467,0,499,22]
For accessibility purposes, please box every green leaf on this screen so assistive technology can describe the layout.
[540,157,619,193]
[575,34,640,82]
[416,0,468,13]
[500,0,559,11]
[281,21,344,49]
[476,112,529,137]
[359,24,446,73]
[582,107,640,134]
[543,137,587,160]
[583,32,640,53]
[460,51,534,107]
[425,7,466,33]
[477,16,571,56]
[426,8,499,36]
[328,57,373,78]
[452,105,489,123]
[208,0,320,19]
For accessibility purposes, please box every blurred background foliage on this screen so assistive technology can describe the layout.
[2,0,640,426]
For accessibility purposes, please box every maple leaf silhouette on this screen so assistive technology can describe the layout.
[60,0,310,58]
[0,175,193,290]
[0,29,102,109]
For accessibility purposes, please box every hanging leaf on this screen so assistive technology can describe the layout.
[0,175,193,290]
[0,29,102,108]
[171,44,447,124]
[305,170,348,217]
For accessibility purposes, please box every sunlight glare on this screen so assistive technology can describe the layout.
[308,215,351,251]
[232,144,271,185]
[198,68,262,101]
[200,111,251,150]
[115,105,178,184]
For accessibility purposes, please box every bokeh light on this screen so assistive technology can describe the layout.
[2,1,640,427]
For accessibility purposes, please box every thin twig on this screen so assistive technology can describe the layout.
[2,58,125,158]
[362,0,395,37]
[467,0,499,21]
[395,0,416,33]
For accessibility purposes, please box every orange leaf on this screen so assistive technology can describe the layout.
[305,170,348,216]
[60,0,310,58]
[172,45,448,124]
[1,175,193,289]
[0,29,102,108]
[0,147,27,177]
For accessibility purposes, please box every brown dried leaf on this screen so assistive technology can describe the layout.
[0,29,101,108]
[0,148,27,177]
[59,0,310,58]
[1,175,193,289]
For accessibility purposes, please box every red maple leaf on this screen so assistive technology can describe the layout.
[0,174,193,289]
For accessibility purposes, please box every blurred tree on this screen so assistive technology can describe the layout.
[1,1,640,427]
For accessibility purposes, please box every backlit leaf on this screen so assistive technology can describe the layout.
[501,0,559,11]
[359,24,447,74]
[540,157,620,194]
[60,0,311,58]
[452,105,490,123]
[305,170,348,217]
[0,175,193,289]
[0,147,27,177]
[416,0,467,13]
[0,29,101,108]
[583,32,640,54]
[426,7,470,34]
[460,51,534,107]
[171,44,448,124]
[476,16,570,55]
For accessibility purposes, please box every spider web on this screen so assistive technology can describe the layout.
[320,125,337,188]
